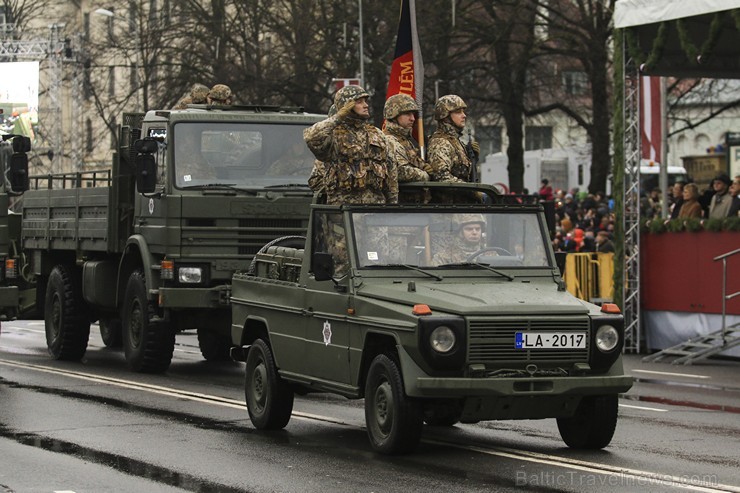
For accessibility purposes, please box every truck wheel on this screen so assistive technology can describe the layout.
[365,354,423,454]
[424,408,461,427]
[244,339,294,429]
[99,317,123,348]
[557,394,618,449]
[122,270,175,373]
[197,329,231,362]
[45,265,90,361]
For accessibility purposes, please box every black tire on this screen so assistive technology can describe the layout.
[99,317,123,348]
[557,394,619,449]
[44,265,90,361]
[364,354,423,454]
[246,236,306,275]
[122,270,175,373]
[244,339,294,429]
[197,328,232,362]
[424,408,461,427]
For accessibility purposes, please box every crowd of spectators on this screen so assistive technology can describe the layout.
[539,172,739,254]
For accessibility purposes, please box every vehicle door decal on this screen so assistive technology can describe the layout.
[322,320,332,346]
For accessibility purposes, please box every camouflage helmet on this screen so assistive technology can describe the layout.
[383,93,420,120]
[434,94,467,121]
[190,83,210,104]
[328,104,337,117]
[454,213,485,230]
[334,85,370,109]
[208,84,232,103]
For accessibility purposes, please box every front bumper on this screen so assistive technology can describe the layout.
[157,285,231,308]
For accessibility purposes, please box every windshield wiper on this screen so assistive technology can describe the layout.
[437,262,515,281]
[181,183,257,194]
[366,263,444,281]
[264,183,311,189]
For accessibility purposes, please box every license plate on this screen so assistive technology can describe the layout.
[515,331,587,349]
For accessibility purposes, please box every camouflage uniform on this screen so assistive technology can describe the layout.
[382,94,430,183]
[173,83,210,109]
[308,160,326,194]
[428,95,472,183]
[303,85,398,205]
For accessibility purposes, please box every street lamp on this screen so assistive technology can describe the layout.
[93,7,141,110]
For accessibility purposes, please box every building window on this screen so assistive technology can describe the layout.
[525,126,552,151]
[86,118,93,154]
[476,125,502,156]
[562,71,588,96]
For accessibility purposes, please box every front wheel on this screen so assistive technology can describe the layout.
[557,394,619,449]
[245,339,294,429]
[197,328,232,362]
[364,354,423,454]
[122,270,175,373]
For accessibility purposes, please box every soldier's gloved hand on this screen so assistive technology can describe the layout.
[336,100,356,120]
[470,140,480,159]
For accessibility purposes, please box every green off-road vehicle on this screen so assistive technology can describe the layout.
[230,184,633,454]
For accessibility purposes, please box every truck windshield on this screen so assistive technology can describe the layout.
[351,210,551,269]
[172,122,314,189]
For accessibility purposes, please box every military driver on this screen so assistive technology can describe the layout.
[432,214,488,265]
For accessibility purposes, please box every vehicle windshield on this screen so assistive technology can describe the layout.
[350,210,551,269]
[172,122,314,188]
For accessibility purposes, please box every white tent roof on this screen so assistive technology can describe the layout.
[614,0,740,28]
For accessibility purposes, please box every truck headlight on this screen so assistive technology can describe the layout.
[430,326,456,353]
[178,267,203,283]
[595,325,619,352]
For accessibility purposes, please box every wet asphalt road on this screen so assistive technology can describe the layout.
[0,320,739,493]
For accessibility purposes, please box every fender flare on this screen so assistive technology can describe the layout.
[117,234,158,305]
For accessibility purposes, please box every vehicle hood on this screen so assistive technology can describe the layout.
[355,279,590,316]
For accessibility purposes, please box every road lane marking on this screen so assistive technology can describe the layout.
[2,358,737,493]
[632,369,711,379]
[619,403,667,412]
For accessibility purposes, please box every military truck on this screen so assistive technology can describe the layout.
[21,105,322,372]
[230,183,633,454]
[0,136,31,320]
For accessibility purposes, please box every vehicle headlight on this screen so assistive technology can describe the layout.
[595,325,619,352]
[178,267,203,283]
[430,326,456,353]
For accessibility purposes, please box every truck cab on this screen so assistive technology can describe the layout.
[231,184,633,454]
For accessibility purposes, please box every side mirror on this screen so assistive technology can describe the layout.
[312,252,335,282]
[133,138,158,154]
[136,154,157,194]
[9,153,29,192]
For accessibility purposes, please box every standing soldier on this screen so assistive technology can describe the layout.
[303,85,397,205]
[207,84,233,105]
[428,95,478,183]
[383,94,430,184]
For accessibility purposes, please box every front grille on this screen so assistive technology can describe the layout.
[468,317,590,366]
[182,217,306,258]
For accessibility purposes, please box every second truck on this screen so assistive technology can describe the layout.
[22,104,323,372]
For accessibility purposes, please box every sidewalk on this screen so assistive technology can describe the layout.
[621,353,740,413]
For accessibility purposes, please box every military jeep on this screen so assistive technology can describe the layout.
[230,184,633,454]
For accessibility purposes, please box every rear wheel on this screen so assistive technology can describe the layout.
[557,394,619,449]
[45,265,90,361]
[244,339,294,429]
[99,317,123,348]
[365,354,423,454]
[122,270,175,373]
[197,328,232,362]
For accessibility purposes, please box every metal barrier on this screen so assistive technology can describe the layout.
[563,252,615,304]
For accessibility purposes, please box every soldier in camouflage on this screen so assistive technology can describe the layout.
[431,213,488,265]
[303,85,398,205]
[207,84,233,105]
[173,83,210,109]
[383,94,430,183]
[428,95,472,183]
[307,105,336,197]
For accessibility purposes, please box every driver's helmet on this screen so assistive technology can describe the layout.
[455,213,485,230]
